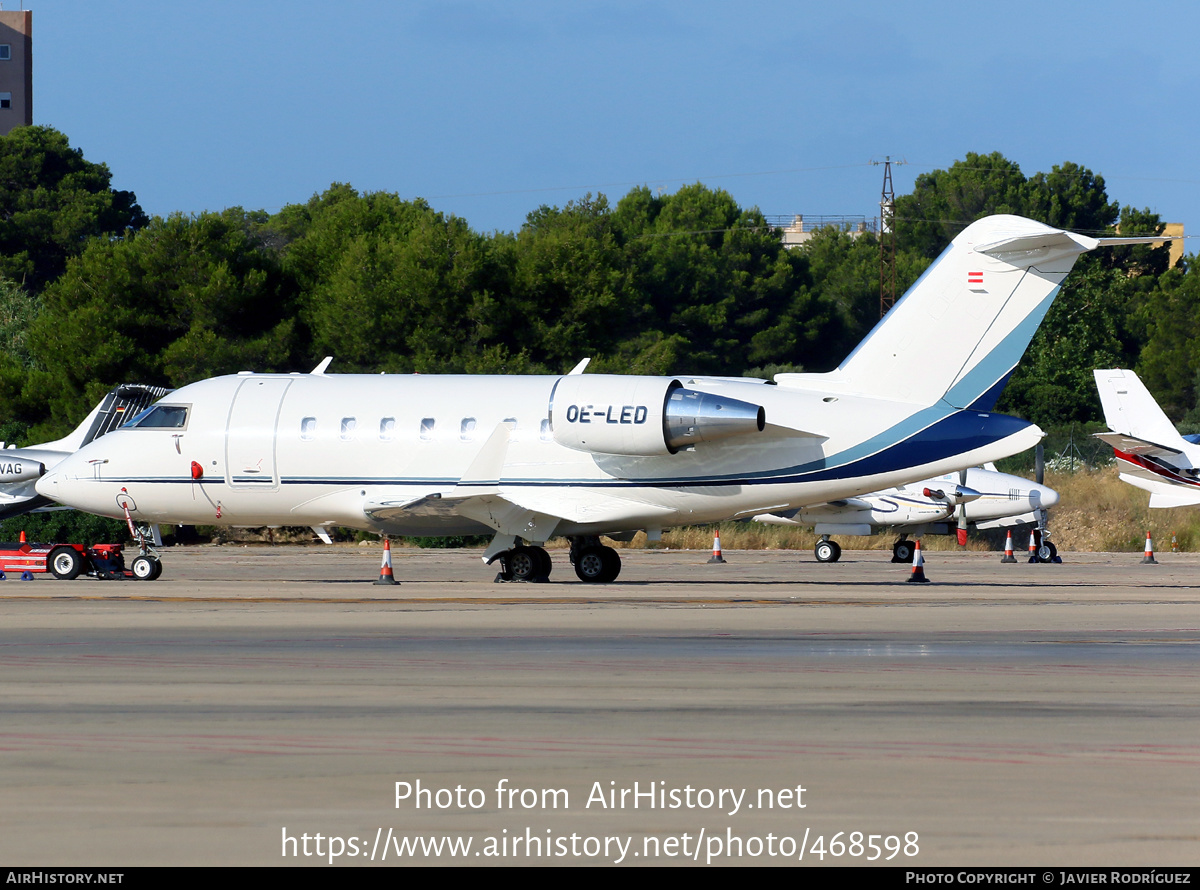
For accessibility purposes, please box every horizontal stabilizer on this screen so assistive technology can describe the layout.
[973,228,1097,258]
[1148,491,1200,509]
[1093,432,1182,458]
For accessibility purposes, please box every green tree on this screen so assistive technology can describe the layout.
[896,152,1029,258]
[0,126,147,292]
[279,186,515,374]
[20,209,298,439]
[997,257,1139,425]
[1133,259,1200,418]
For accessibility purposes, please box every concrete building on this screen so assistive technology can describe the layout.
[0,9,31,135]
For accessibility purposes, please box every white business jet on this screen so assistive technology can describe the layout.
[35,216,1148,583]
[754,463,1059,562]
[1094,368,1200,506]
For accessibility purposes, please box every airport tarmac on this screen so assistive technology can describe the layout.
[1,545,1197,866]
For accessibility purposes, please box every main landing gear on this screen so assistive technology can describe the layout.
[569,536,621,583]
[487,536,623,583]
[493,544,554,583]
[891,536,915,563]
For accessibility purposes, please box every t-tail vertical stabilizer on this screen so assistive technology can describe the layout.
[777,215,1098,411]
[1094,369,1191,453]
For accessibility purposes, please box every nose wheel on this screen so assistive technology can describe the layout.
[814,536,841,563]
[131,555,163,580]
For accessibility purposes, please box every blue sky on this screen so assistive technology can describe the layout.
[30,1,1200,242]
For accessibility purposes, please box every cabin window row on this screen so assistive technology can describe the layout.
[299,417,553,442]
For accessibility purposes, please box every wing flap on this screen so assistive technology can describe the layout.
[1093,432,1183,458]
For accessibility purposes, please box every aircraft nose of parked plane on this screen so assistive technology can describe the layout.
[34,452,87,508]
[1032,485,1060,510]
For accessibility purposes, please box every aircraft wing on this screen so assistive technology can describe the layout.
[364,487,677,529]
[1093,432,1183,459]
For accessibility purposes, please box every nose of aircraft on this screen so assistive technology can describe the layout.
[1033,485,1060,509]
[34,451,85,506]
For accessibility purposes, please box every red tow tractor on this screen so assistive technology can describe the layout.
[0,538,162,580]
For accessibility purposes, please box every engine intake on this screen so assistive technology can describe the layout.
[550,375,766,456]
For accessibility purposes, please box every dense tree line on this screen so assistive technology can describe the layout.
[0,129,1198,443]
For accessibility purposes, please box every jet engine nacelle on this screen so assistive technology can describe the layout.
[0,456,46,484]
[550,375,766,456]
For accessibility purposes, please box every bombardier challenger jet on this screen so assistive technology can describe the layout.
[36,215,1156,582]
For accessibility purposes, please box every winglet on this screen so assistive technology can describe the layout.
[567,358,591,375]
[311,356,333,375]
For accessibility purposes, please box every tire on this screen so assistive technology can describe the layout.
[48,547,83,580]
[814,540,841,563]
[147,557,163,580]
[892,540,915,563]
[598,546,621,582]
[534,547,553,578]
[507,546,545,582]
[574,545,620,583]
[131,555,158,580]
[1037,541,1058,564]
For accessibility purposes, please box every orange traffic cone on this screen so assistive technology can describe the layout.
[19,530,25,543]
[1171,533,1179,553]
[375,537,399,584]
[1141,532,1158,565]
[1001,530,1017,563]
[907,540,930,583]
[707,529,726,564]
[1027,530,1039,564]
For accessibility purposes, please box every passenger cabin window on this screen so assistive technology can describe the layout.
[124,405,189,429]
[420,418,435,440]
[460,418,476,441]
[300,417,316,440]
[340,417,357,440]
[380,417,396,440]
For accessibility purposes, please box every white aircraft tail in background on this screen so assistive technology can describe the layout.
[1094,369,1200,507]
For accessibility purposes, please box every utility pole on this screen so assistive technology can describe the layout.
[879,157,895,319]
[872,157,905,318]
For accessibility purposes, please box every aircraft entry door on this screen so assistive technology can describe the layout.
[226,377,293,490]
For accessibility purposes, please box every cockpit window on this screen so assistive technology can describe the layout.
[123,405,189,429]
